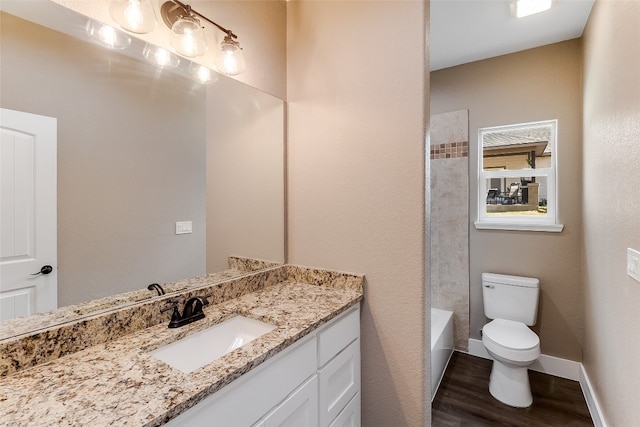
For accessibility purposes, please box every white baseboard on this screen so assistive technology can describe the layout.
[579,364,608,427]
[466,338,608,426]
[466,338,580,380]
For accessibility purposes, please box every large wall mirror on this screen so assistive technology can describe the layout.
[0,1,284,337]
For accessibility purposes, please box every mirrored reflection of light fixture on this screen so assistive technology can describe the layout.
[161,0,245,74]
[214,34,246,76]
[142,44,180,69]
[110,0,157,34]
[189,63,218,84]
[170,13,207,58]
[86,20,132,50]
[510,0,552,18]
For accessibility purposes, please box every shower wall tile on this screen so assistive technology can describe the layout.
[437,219,468,254]
[454,314,470,351]
[430,109,469,351]
[433,188,468,221]
[430,109,468,146]
[437,251,469,286]
[435,158,469,190]
[430,220,439,287]
[432,281,468,315]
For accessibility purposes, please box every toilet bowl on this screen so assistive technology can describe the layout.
[482,319,540,407]
[481,273,540,408]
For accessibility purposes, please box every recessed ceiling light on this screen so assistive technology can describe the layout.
[511,0,553,18]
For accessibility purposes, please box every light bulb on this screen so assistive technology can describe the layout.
[214,36,246,76]
[170,15,207,58]
[109,0,157,34]
[189,63,218,84]
[86,20,131,50]
[143,44,180,69]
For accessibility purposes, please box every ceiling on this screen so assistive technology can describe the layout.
[430,0,595,71]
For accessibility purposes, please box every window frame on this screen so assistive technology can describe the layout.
[475,119,563,232]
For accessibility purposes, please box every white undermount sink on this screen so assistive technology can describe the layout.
[150,316,277,373]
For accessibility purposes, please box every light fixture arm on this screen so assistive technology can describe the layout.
[168,0,238,39]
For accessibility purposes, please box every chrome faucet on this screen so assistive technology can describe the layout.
[166,296,209,328]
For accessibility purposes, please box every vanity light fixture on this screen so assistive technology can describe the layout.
[86,20,132,50]
[160,0,246,75]
[109,0,157,34]
[511,0,553,18]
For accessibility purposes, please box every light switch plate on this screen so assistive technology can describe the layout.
[627,248,640,283]
[176,221,192,235]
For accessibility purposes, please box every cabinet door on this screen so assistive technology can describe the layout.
[329,393,360,427]
[319,339,360,427]
[165,336,316,427]
[257,376,318,427]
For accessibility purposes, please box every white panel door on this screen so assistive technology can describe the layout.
[0,108,57,321]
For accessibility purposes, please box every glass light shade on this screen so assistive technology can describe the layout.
[86,21,131,50]
[170,15,208,58]
[214,37,246,76]
[109,0,157,34]
[142,44,180,69]
[189,63,218,84]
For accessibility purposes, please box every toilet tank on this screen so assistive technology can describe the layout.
[482,273,539,326]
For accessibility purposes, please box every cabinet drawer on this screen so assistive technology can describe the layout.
[329,393,360,427]
[255,376,319,427]
[318,307,359,367]
[318,339,360,427]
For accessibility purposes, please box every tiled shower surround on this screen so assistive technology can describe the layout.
[430,110,470,350]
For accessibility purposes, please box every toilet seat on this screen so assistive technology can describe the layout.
[482,319,540,363]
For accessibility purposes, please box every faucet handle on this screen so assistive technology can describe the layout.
[161,304,183,328]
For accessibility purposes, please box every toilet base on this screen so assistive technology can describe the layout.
[488,359,533,408]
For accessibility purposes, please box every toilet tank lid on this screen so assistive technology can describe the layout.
[482,273,539,288]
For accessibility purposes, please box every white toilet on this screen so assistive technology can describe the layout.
[481,272,541,408]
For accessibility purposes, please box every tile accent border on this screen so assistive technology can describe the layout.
[430,141,468,159]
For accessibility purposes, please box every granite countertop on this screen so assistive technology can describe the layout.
[0,281,362,426]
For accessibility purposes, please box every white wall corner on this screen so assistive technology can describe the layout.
[579,364,608,427]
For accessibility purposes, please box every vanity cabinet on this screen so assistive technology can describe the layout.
[164,306,360,427]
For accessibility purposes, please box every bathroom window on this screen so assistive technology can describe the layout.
[475,119,563,232]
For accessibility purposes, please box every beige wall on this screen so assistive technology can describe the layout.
[431,40,584,361]
[582,1,640,425]
[287,1,429,425]
[206,77,285,271]
[1,13,207,306]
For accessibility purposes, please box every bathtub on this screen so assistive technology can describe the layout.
[431,307,454,401]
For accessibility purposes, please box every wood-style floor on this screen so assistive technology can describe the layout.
[432,352,594,427]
